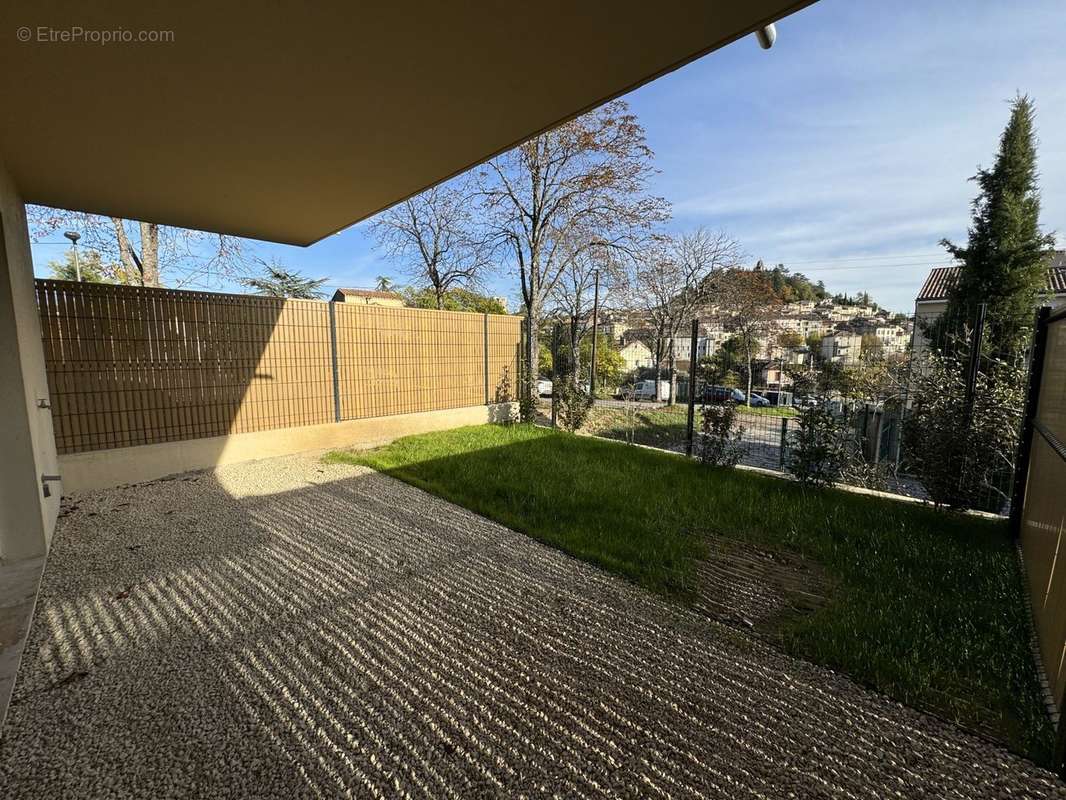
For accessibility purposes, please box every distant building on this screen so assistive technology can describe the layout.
[756,360,792,389]
[820,332,862,364]
[619,340,653,372]
[597,314,636,344]
[913,253,1066,354]
[913,267,961,334]
[837,317,911,356]
[331,288,406,307]
[670,335,714,369]
[775,313,831,340]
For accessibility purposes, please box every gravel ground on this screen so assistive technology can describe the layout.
[1,452,1063,799]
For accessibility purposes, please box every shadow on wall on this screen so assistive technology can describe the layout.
[36,280,324,454]
[35,279,522,462]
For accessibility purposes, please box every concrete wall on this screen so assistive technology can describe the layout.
[59,402,518,493]
[0,161,59,729]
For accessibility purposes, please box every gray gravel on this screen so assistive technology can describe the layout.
[1,453,1063,799]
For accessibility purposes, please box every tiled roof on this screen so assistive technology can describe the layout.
[916,253,1066,302]
[1050,251,1066,292]
[915,266,959,302]
[333,288,403,300]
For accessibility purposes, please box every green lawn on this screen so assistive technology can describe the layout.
[326,423,1053,763]
[737,404,799,417]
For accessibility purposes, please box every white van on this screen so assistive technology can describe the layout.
[632,379,669,401]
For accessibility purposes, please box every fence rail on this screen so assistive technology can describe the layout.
[35,280,522,455]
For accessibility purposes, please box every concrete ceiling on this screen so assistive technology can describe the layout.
[1,1,812,246]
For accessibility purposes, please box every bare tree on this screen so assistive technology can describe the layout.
[628,229,741,403]
[28,207,250,288]
[546,242,625,388]
[369,180,491,310]
[478,100,668,417]
[714,268,782,406]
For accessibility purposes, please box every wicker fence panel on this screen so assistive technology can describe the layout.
[487,313,522,403]
[333,305,521,420]
[36,280,522,455]
[1021,313,1066,709]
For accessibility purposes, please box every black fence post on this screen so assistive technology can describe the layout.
[778,416,789,468]
[1009,305,1051,540]
[522,314,530,411]
[590,270,600,399]
[963,302,987,429]
[483,313,490,405]
[685,318,698,457]
[328,301,341,422]
[550,322,560,429]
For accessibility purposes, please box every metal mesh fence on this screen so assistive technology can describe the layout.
[560,303,1039,514]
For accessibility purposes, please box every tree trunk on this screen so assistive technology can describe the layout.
[745,341,754,407]
[667,344,676,406]
[522,308,539,422]
[111,218,139,284]
[653,336,662,401]
[569,317,581,389]
[139,222,160,286]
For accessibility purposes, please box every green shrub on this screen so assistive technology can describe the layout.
[903,352,1023,510]
[555,382,593,432]
[786,404,845,487]
[698,403,745,468]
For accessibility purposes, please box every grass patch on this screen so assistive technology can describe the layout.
[585,403,795,450]
[327,423,1054,763]
[585,404,689,449]
[736,404,799,417]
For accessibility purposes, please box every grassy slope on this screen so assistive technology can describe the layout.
[586,403,796,450]
[327,423,1053,763]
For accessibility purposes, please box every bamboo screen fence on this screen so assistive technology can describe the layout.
[1020,308,1066,712]
[35,280,522,455]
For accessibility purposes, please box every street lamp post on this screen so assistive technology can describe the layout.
[63,230,82,282]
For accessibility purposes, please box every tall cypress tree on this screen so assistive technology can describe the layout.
[936,95,1055,356]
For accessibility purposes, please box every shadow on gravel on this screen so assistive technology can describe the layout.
[2,456,1062,799]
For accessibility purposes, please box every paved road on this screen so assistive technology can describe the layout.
[1,454,1059,798]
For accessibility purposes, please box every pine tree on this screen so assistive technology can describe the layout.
[936,95,1055,356]
[240,261,328,299]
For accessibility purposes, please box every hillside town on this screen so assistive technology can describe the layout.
[608,293,912,378]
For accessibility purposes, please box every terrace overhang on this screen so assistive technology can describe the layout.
[0,1,811,245]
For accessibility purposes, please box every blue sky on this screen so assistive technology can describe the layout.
[30,0,1066,313]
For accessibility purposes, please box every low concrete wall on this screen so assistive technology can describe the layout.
[59,403,517,493]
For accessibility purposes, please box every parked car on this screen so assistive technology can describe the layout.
[724,389,770,407]
[700,385,745,404]
[794,394,819,410]
[536,378,553,397]
[759,389,792,407]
